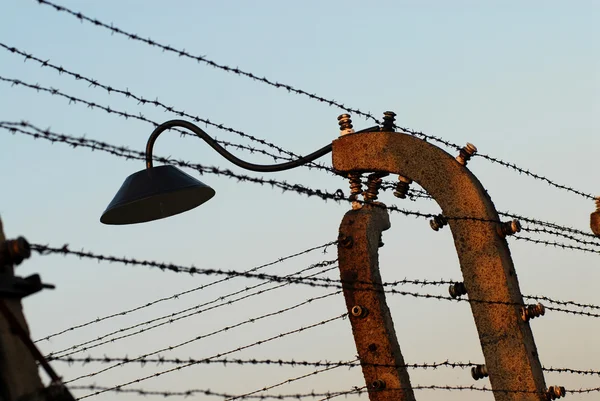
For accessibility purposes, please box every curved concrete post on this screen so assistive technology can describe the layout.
[332,132,546,401]
[337,206,416,401]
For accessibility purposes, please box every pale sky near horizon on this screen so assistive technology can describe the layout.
[0,1,598,400]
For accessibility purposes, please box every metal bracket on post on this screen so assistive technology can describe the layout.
[338,205,416,401]
[333,130,548,401]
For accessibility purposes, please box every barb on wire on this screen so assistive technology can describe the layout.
[35,240,336,343]
[48,264,339,360]
[0,43,332,171]
[36,0,596,201]
[72,314,347,398]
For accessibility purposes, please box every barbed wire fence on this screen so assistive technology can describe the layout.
[0,2,597,399]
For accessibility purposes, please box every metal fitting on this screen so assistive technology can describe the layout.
[370,379,386,390]
[393,175,412,199]
[363,173,385,203]
[498,220,521,237]
[347,172,363,210]
[456,142,477,166]
[449,282,467,298]
[0,237,31,268]
[430,214,448,231]
[590,197,600,237]
[338,114,355,136]
[521,303,545,322]
[378,233,384,248]
[545,386,566,400]
[338,234,353,249]
[471,364,488,380]
[351,305,368,318]
[380,111,396,132]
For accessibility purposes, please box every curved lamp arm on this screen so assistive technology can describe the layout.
[146,119,332,172]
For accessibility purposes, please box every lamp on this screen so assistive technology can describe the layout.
[100,119,333,225]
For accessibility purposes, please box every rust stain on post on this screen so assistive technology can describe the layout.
[338,206,416,401]
[333,132,546,401]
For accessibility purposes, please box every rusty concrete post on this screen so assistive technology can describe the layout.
[338,206,416,401]
[0,217,44,401]
[332,131,548,401]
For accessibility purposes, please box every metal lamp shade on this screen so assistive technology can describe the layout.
[100,165,215,225]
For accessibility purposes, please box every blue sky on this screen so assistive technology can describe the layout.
[0,1,598,400]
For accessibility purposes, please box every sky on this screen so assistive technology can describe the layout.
[0,1,598,400]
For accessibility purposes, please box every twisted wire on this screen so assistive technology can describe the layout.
[513,235,600,255]
[0,75,330,173]
[225,359,360,401]
[4,119,597,254]
[34,241,335,343]
[52,356,600,377]
[73,314,347,398]
[0,43,331,171]
[28,240,600,318]
[69,385,360,400]
[61,308,345,384]
[36,0,596,201]
[48,261,338,359]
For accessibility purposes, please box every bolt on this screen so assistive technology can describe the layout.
[367,343,378,352]
[590,197,600,237]
[0,237,31,267]
[338,234,353,249]
[521,303,545,322]
[449,282,467,298]
[393,175,412,199]
[545,386,566,400]
[378,233,384,248]
[338,114,355,136]
[430,214,448,231]
[381,111,396,132]
[498,219,521,237]
[471,364,488,380]
[370,379,386,390]
[350,305,368,318]
[456,142,478,166]
[363,173,385,203]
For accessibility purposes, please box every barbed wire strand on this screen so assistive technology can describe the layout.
[48,261,338,359]
[61,302,345,384]
[28,240,600,319]
[225,358,360,401]
[35,0,596,201]
[52,356,600,377]
[34,241,336,343]
[68,385,364,400]
[4,120,599,256]
[0,75,332,174]
[73,313,347,399]
[66,383,600,400]
[0,43,333,172]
